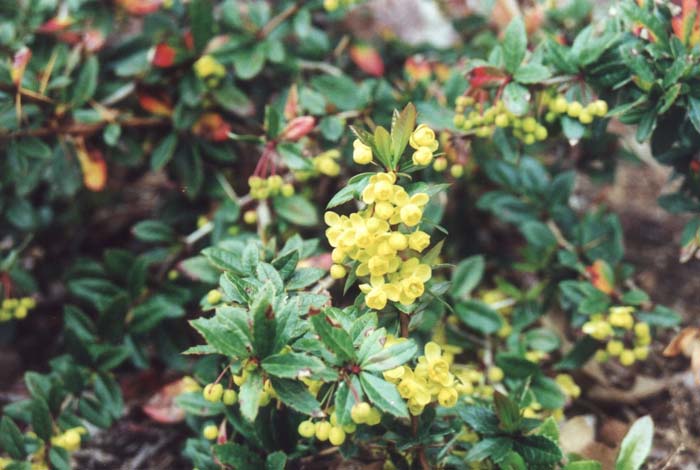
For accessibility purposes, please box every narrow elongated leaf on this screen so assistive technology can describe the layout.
[262,352,326,379]
[311,313,355,361]
[239,370,264,422]
[269,378,324,417]
[615,416,653,470]
[361,339,417,372]
[359,372,408,418]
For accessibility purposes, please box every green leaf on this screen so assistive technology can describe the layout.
[269,378,324,417]
[565,460,602,470]
[132,220,175,243]
[334,376,362,426]
[266,452,287,470]
[214,443,263,469]
[615,416,653,470]
[0,416,27,459]
[273,195,318,227]
[513,63,551,84]
[503,17,527,74]
[513,435,563,464]
[450,255,485,299]
[49,447,71,470]
[390,103,417,163]
[466,437,513,463]
[71,56,99,107]
[286,267,325,290]
[190,307,252,358]
[688,97,700,134]
[531,375,566,410]
[503,82,530,116]
[232,46,266,80]
[239,370,264,421]
[129,295,184,334]
[524,328,560,353]
[311,74,366,111]
[262,352,327,379]
[361,339,417,372]
[521,221,556,248]
[202,247,244,274]
[189,0,214,51]
[455,300,504,334]
[493,392,521,432]
[311,312,355,361]
[359,372,408,418]
[31,398,52,442]
[373,125,392,168]
[150,134,178,170]
[458,406,501,435]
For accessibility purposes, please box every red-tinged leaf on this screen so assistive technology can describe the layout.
[350,44,385,77]
[83,29,106,52]
[37,16,73,33]
[11,47,31,86]
[284,84,298,120]
[184,31,195,51]
[279,116,315,141]
[116,0,162,15]
[299,253,333,271]
[142,377,200,423]
[672,0,700,46]
[192,113,231,141]
[404,56,432,82]
[585,259,614,295]
[138,92,173,117]
[56,31,81,45]
[151,43,177,67]
[468,66,509,89]
[76,144,107,191]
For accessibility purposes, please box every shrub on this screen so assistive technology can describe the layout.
[0,1,693,469]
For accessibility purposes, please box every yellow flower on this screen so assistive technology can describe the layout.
[408,230,430,252]
[412,146,433,166]
[400,204,422,227]
[606,340,623,356]
[619,349,636,366]
[383,365,406,383]
[353,139,373,165]
[330,264,347,279]
[194,55,225,81]
[486,366,504,383]
[409,124,438,150]
[437,387,458,407]
[423,342,453,386]
[609,306,635,329]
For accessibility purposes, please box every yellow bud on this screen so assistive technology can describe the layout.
[487,366,504,383]
[281,183,295,197]
[203,383,224,402]
[450,164,464,178]
[594,350,609,363]
[330,264,347,279]
[433,157,448,172]
[534,125,548,141]
[315,421,331,441]
[593,99,608,117]
[203,424,218,440]
[552,96,568,114]
[243,210,257,224]
[633,346,649,360]
[578,110,593,124]
[298,420,315,438]
[388,232,408,251]
[353,140,373,165]
[223,389,237,405]
[619,349,636,366]
[567,101,583,118]
[494,113,509,128]
[366,407,381,426]
[412,147,433,166]
[206,289,222,305]
[606,340,624,356]
[351,402,371,424]
[328,426,346,445]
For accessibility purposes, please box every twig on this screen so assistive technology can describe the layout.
[0,116,168,140]
[258,3,299,39]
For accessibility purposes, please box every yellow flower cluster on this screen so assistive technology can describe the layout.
[325,172,433,311]
[582,306,651,367]
[353,123,439,167]
[248,175,295,200]
[384,341,460,415]
[0,297,36,322]
[555,373,581,399]
[297,407,362,445]
[194,55,226,87]
[453,97,548,144]
[543,94,608,125]
[51,427,87,452]
[313,149,341,176]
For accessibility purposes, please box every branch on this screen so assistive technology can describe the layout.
[0,117,169,140]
